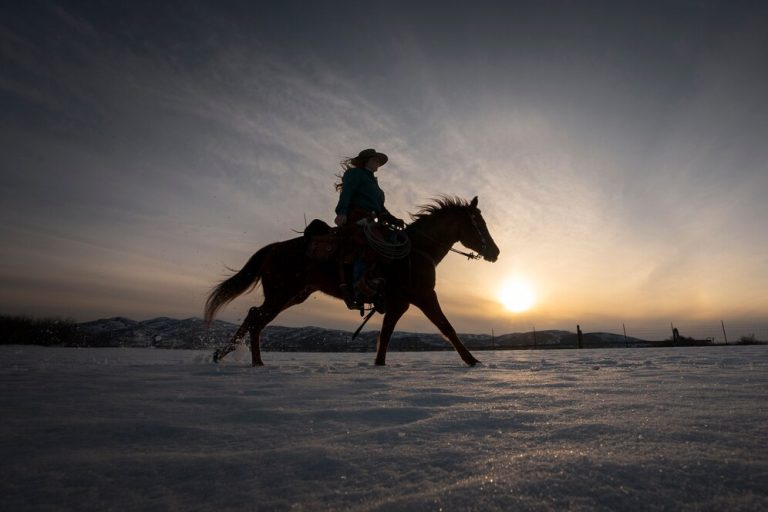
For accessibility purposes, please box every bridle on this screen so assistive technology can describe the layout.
[448,209,487,260]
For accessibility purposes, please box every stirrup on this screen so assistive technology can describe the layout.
[345,297,364,311]
[340,283,363,311]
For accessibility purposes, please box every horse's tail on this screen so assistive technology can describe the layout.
[204,245,271,324]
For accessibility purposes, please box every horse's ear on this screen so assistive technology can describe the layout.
[470,196,478,208]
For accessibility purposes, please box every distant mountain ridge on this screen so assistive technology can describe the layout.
[75,317,653,351]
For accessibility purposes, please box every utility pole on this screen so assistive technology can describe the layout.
[721,320,728,345]
[577,325,583,349]
[623,323,628,347]
[533,325,537,348]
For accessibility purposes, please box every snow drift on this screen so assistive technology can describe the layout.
[1,345,766,511]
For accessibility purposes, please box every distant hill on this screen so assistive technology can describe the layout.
[77,317,236,349]
[72,317,655,351]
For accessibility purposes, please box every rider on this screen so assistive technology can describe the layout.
[334,148,402,309]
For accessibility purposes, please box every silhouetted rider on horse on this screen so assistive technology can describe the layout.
[334,148,405,311]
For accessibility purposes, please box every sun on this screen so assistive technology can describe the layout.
[499,277,537,313]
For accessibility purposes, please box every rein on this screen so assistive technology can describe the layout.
[449,247,482,260]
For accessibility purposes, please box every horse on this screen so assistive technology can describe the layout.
[204,195,500,366]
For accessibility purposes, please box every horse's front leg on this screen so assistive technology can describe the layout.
[414,291,479,366]
[375,301,409,366]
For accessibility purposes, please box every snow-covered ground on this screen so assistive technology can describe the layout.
[1,345,766,511]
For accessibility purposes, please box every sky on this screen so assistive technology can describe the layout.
[1,0,767,336]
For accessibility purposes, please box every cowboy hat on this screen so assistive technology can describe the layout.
[355,148,388,166]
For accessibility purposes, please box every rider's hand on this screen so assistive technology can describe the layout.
[334,214,347,226]
[389,216,405,228]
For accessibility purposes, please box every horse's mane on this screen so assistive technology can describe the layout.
[409,195,472,223]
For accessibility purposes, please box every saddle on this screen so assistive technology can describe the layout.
[304,217,406,313]
[303,219,360,263]
[303,217,395,263]
[304,219,338,261]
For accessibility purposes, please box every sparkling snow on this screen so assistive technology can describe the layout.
[1,345,767,511]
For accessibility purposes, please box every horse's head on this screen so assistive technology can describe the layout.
[459,196,500,262]
[408,195,500,262]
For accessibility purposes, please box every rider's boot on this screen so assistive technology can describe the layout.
[340,283,362,311]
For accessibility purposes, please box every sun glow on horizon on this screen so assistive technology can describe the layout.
[499,277,537,313]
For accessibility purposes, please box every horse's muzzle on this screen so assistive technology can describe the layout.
[483,249,500,262]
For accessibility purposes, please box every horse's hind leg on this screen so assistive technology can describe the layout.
[246,303,284,367]
[246,288,313,366]
[211,287,310,365]
[213,304,280,366]
[212,308,258,363]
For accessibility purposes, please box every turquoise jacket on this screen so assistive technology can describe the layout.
[334,167,386,216]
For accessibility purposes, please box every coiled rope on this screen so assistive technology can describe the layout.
[359,219,411,259]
